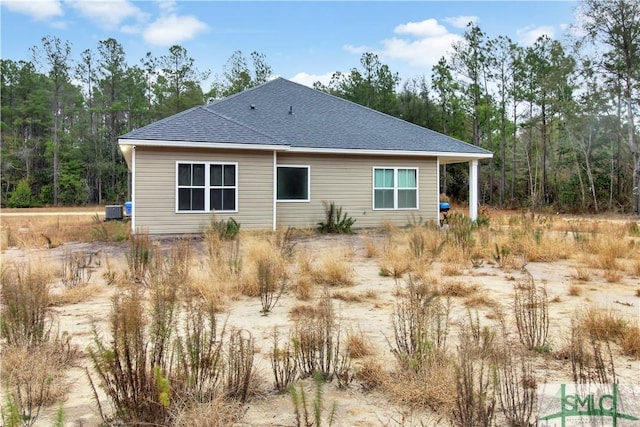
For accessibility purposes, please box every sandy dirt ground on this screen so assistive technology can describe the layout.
[1,228,639,426]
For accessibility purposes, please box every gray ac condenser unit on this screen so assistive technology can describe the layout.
[105,205,123,221]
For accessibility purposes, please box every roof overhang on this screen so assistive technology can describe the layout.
[118,138,493,169]
[287,146,493,163]
[118,138,289,169]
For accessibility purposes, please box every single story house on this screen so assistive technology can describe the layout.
[118,78,492,235]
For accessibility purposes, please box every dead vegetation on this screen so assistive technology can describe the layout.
[1,209,639,426]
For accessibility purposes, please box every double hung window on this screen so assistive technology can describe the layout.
[373,167,418,209]
[177,162,237,212]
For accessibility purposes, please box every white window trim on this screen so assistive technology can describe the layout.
[276,164,311,202]
[372,166,419,210]
[175,161,239,213]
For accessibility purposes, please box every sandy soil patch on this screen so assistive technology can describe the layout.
[1,226,639,426]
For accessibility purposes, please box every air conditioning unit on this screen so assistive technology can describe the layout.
[105,205,123,221]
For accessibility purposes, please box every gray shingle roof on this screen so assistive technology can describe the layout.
[120,78,491,156]
[120,105,284,146]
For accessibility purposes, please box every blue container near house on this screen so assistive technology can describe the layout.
[124,201,132,216]
[439,202,450,212]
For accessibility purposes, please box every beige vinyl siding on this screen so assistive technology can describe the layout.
[134,147,273,234]
[276,153,438,228]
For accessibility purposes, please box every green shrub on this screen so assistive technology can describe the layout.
[207,217,241,241]
[6,179,37,208]
[446,212,475,256]
[317,201,355,234]
[289,372,337,427]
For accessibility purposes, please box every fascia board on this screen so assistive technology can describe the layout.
[286,146,493,160]
[117,139,290,151]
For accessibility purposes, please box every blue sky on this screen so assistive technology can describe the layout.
[0,1,581,88]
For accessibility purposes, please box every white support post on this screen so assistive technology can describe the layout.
[469,159,478,221]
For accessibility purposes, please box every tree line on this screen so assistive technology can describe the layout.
[1,0,638,214]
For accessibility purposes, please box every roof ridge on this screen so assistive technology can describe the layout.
[205,77,286,107]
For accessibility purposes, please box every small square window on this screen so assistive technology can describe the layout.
[277,166,309,201]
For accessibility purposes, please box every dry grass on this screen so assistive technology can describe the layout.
[567,284,583,297]
[361,289,378,299]
[1,211,129,250]
[240,238,286,299]
[574,227,633,281]
[513,232,569,262]
[1,261,54,346]
[383,352,456,412]
[630,259,640,277]
[355,360,388,391]
[172,397,244,427]
[439,242,467,264]
[3,210,639,426]
[463,292,499,308]
[406,226,445,262]
[291,289,349,381]
[513,273,549,351]
[571,266,591,282]
[346,330,375,358]
[204,226,242,293]
[332,291,364,303]
[619,325,640,358]
[185,272,229,311]
[440,263,462,276]
[378,240,411,279]
[50,283,101,306]
[578,305,628,342]
[293,274,313,301]
[362,236,381,258]
[603,268,623,283]
[288,304,318,320]
[312,249,355,287]
[586,229,630,260]
[0,340,75,415]
[438,280,479,298]
[409,259,435,282]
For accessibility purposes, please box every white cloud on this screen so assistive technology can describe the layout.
[1,0,62,20]
[156,0,176,13]
[343,44,370,55]
[563,8,589,38]
[289,71,336,88]
[516,25,555,45]
[394,18,448,38]
[379,19,464,70]
[443,15,479,29]
[67,0,146,30]
[142,14,208,46]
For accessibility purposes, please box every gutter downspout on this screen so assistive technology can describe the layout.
[436,157,440,223]
[273,151,277,230]
[131,146,136,234]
